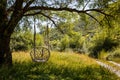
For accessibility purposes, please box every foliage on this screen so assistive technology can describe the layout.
[49,28,63,50]
[10,31,32,51]
[10,31,44,51]
[54,32,85,52]
[69,32,85,52]
[88,27,119,58]
[98,50,109,60]
[0,51,119,80]
[59,35,70,51]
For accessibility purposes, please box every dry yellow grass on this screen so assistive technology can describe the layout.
[12,51,98,68]
[2,51,118,80]
[50,51,98,67]
[12,51,31,63]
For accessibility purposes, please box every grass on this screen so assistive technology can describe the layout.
[0,51,120,80]
[106,48,120,63]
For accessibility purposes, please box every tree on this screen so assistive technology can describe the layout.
[0,0,116,66]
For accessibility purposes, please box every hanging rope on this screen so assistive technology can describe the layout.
[44,24,50,49]
[30,17,50,62]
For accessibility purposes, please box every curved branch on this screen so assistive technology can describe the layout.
[26,6,112,17]
[24,11,43,16]
[85,9,112,17]
[27,6,86,13]
[24,5,113,30]
[105,16,112,27]
[85,13,102,26]
[83,0,90,10]
[7,5,15,12]
[23,0,35,12]
[24,11,64,33]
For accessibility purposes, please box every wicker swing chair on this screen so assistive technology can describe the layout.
[30,18,50,62]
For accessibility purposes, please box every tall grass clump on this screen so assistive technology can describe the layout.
[0,51,119,80]
[98,50,109,60]
[106,48,120,62]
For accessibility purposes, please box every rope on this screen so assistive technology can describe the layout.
[33,18,36,57]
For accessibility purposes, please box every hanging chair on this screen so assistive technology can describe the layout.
[30,46,50,62]
[30,18,50,62]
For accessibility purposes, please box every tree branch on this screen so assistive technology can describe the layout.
[6,0,24,35]
[82,0,90,10]
[85,13,102,26]
[105,16,112,28]
[85,9,112,17]
[27,6,86,13]
[24,6,113,27]
[7,4,15,12]
[24,11,64,33]
[24,11,42,16]
[23,0,35,12]
[23,4,115,31]
[26,6,112,17]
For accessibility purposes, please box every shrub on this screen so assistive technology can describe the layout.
[10,31,43,51]
[98,50,109,60]
[59,35,70,51]
[69,32,85,53]
[88,28,119,58]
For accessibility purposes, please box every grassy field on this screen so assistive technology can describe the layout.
[0,51,120,80]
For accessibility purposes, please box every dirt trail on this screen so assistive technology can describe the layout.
[96,60,120,77]
[109,61,120,67]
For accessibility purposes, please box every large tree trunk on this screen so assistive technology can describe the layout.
[0,34,12,67]
[0,0,12,67]
[0,0,24,67]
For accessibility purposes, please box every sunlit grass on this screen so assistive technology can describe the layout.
[0,51,119,80]
[12,51,31,63]
[50,52,98,68]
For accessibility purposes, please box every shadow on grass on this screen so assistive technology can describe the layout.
[0,61,119,80]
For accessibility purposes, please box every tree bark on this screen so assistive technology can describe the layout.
[0,0,25,67]
[0,0,12,67]
[0,33,12,67]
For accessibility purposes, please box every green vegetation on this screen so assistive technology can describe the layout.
[88,27,119,58]
[0,51,119,80]
[106,48,120,63]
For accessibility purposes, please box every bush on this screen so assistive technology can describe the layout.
[10,31,43,51]
[50,40,61,50]
[58,32,84,52]
[68,32,85,53]
[10,31,33,51]
[59,35,70,51]
[98,50,109,60]
[88,28,119,58]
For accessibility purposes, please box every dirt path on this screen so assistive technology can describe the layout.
[109,61,120,67]
[96,60,120,77]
